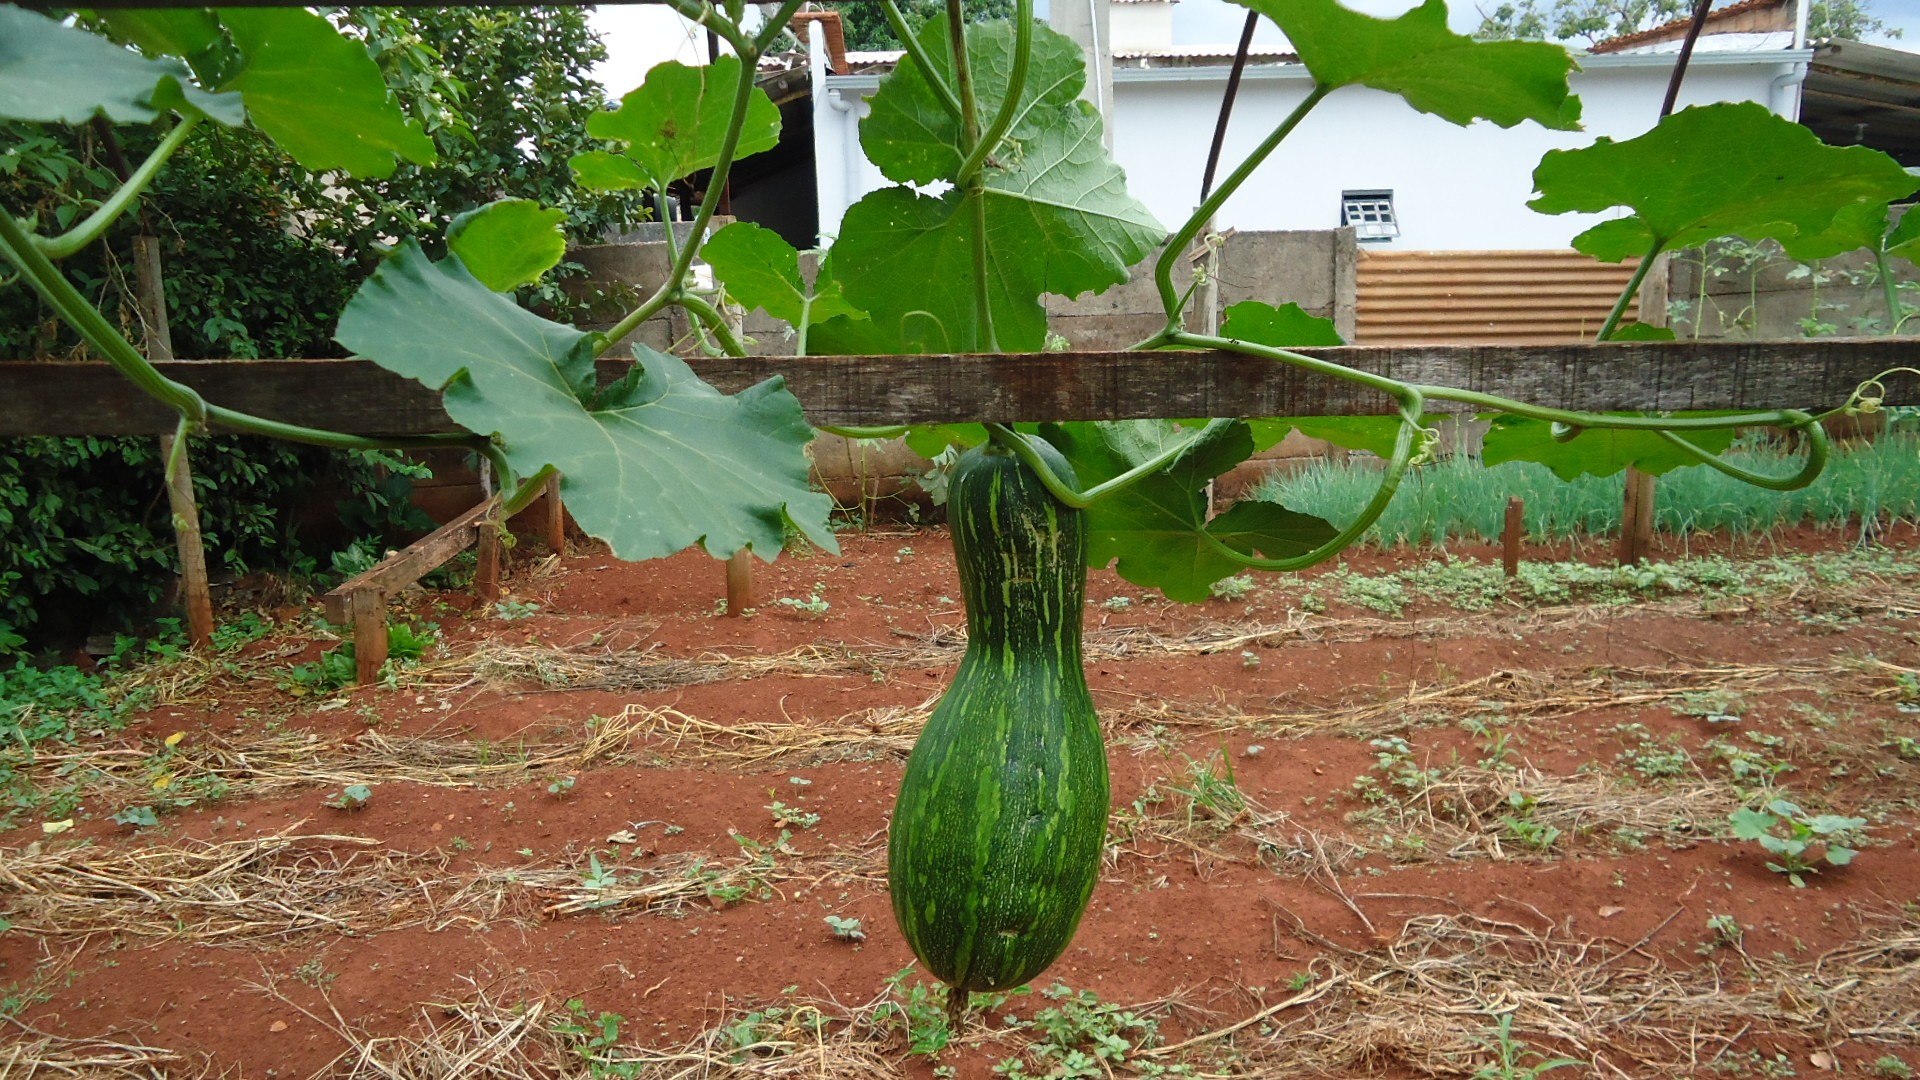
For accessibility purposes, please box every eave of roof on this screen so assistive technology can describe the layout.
[1588,0,1786,54]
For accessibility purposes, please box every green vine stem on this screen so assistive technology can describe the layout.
[821,425,912,439]
[1197,398,1426,572]
[662,0,749,54]
[1653,422,1828,491]
[1,203,485,454]
[1150,85,1330,329]
[954,0,1033,187]
[983,418,1239,509]
[1594,239,1662,341]
[1874,249,1912,334]
[944,0,999,353]
[677,291,748,357]
[502,465,558,517]
[596,0,809,358]
[884,0,964,123]
[36,116,200,260]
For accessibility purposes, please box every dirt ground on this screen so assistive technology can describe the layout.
[4,523,1919,1078]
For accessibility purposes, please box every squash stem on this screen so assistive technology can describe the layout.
[946,987,970,1031]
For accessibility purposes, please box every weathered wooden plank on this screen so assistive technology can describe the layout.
[322,496,499,626]
[1,341,1911,437]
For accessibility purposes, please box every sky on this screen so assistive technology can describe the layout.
[588,0,1920,99]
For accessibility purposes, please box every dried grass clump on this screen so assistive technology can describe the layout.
[0,830,483,942]
[1188,908,1920,1078]
[0,1023,200,1079]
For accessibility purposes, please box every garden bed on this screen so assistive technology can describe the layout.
[3,524,1919,1078]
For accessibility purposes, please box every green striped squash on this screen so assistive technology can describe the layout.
[887,435,1109,1000]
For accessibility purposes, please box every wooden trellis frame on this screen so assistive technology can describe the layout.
[6,342,1910,681]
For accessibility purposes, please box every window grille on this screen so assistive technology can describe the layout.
[1341,190,1399,241]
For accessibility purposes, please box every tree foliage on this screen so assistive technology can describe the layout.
[824,0,1015,52]
[1475,0,1900,45]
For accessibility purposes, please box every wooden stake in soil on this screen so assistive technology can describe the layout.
[475,506,503,603]
[1502,497,1524,577]
[1618,466,1656,566]
[348,588,389,685]
[725,549,753,616]
[543,473,566,553]
[132,233,213,649]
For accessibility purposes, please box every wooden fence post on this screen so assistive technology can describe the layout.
[132,232,213,649]
[1501,497,1524,578]
[544,473,566,553]
[1618,467,1656,566]
[725,549,753,616]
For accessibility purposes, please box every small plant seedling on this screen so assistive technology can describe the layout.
[1466,1013,1583,1080]
[548,775,577,798]
[1239,649,1260,670]
[825,915,867,942]
[492,599,540,620]
[1728,798,1866,887]
[767,799,820,829]
[111,805,160,829]
[775,582,830,618]
[324,784,373,811]
[1873,1055,1914,1080]
[1209,574,1255,601]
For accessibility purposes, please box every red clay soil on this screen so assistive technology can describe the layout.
[3,524,1918,1078]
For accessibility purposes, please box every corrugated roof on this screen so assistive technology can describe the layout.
[1121,44,1297,61]
[1588,0,1786,54]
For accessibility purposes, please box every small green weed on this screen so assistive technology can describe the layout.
[282,621,437,694]
[548,775,576,798]
[774,582,830,618]
[1208,574,1255,601]
[1873,1055,1913,1079]
[323,784,372,811]
[1728,798,1866,887]
[767,799,819,829]
[1465,1013,1582,1080]
[992,984,1188,1079]
[1168,750,1246,831]
[492,599,540,621]
[824,915,866,942]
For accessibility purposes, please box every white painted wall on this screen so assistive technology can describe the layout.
[814,51,1809,251]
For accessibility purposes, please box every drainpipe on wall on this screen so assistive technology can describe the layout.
[809,19,863,245]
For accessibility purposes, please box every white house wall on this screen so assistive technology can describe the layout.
[814,52,1808,251]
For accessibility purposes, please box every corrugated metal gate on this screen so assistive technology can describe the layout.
[1354,250,1645,345]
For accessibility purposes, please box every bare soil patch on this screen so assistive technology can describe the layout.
[4,525,1918,1078]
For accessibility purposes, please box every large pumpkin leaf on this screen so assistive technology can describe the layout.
[1530,102,1918,262]
[575,56,779,191]
[0,7,240,125]
[1232,0,1580,129]
[702,222,860,328]
[860,17,1085,186]
[219,8,434,179]
[1220,300,1344,349]
[1481,413,1737,480]
[447,199,568,293]
[1044,420,1332,602]
[336,241,837,562]
[827,18,1162,353]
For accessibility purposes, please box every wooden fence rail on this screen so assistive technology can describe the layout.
[2,340,1913,437]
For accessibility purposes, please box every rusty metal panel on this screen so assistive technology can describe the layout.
[1354,250,1643,346]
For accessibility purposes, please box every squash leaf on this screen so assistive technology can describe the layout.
[1220,300,1344,348]
[575,56,779,191]
[703,222,861,328]
[218,9,434,178]
[1045,420,1333,602]
[830,20,1162,353]
[1481,413,1737,480]
[1232,0,1580,129]
[447,199,568,293]
[1530,102,1918,263]
[336,240,837,562]
[860,16,1085,186]
[0,7,240,125]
